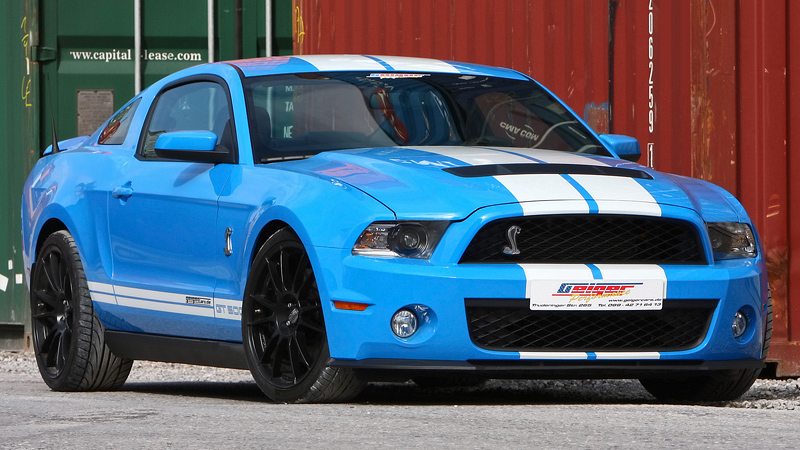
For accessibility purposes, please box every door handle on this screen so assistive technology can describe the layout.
[112,186,134,199]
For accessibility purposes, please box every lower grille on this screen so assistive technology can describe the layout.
[465,299,717,352]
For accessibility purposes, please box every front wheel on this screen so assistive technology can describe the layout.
[242,228,364,403]
[639,368,760,402]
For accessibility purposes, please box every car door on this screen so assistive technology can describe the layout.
[106,77,236,339]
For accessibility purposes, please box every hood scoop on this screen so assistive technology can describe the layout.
[443,163,653,180]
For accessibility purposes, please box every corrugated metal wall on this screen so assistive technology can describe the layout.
[0,0,295,350]
[294,0,800,375]
[294,0,612,133]
[0,0,38,349]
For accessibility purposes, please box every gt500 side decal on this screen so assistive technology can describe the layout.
[88,281,242,321]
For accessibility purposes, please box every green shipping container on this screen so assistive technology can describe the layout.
[0,0,293,350]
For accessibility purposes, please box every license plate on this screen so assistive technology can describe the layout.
[529,280,665,311]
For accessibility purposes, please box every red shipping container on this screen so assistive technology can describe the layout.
[293,0,800,375]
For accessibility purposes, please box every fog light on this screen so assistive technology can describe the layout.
[391,309,418,338]
[732,311,747,339]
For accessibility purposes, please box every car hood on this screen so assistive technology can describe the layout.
[276,146,745,222]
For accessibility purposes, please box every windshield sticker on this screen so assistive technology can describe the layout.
[367,73,430,79]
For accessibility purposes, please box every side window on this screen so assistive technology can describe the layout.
[98,99,141,145]
[140,81,233,159]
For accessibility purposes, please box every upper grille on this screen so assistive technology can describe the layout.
[465,299,717,352]
[460,215,705,264]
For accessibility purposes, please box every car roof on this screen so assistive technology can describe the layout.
[224,55,530,80]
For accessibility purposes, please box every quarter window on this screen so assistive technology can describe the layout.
[98,99,141,145]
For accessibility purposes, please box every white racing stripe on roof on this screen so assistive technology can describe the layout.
[371,56,461,73]
[568,175,661,216]
[293,55,387,71]
[496,174,586,203]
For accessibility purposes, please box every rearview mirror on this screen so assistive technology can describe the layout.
[154,130,233,163]
[599,134,641,162]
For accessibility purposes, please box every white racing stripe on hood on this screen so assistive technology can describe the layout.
[424,147,534,165]
[519,200,591,216]
[496,174,586,203]
[293,55,387,71]
[569,174,662,216]
[527,150,612,166]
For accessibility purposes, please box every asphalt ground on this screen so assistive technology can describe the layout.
[2,351,800,449]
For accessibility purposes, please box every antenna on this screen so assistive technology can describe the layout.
[44,73,60,156]
[50,116,60,155]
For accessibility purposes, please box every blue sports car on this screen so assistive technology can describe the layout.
[22,55,770,403]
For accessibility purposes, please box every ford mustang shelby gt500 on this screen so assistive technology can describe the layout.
[23,55,770,403]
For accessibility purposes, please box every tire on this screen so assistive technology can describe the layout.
[762,289,773,360]
[242,228,365,403]
[30,230,132,391]
[639,368,760,402]
[639,290,772,402]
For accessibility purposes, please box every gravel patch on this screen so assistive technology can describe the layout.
[3,350,799,410]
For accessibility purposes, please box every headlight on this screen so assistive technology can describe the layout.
[352,221,450,259]
[707,222,757,260]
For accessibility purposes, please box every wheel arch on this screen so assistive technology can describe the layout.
[34,218,69,264]
[249,219,293,265]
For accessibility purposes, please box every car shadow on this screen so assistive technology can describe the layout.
[120,378,661,406]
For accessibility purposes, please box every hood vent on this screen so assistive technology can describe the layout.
[443,163,653,179]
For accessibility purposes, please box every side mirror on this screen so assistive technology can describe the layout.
[154,130,232,163]
[598,134,641,162]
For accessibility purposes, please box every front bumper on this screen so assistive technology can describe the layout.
[314,245,768,367]
[330,358,765,381]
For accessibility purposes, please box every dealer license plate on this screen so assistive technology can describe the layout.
[529,280,665,311]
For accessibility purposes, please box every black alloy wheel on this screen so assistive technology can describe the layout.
[30,230,132,391]
[242,228,364,403]
[31,240,75,380]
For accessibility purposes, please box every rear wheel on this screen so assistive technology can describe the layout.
[30,230,132,391]
[242,228,364,403]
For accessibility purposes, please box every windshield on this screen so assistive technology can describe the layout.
[243,72,609,163]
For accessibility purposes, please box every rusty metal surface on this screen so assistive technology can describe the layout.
[293,0,611,132]
[292,0,800,374]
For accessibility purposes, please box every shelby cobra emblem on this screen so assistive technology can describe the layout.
[502,225,522,256]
